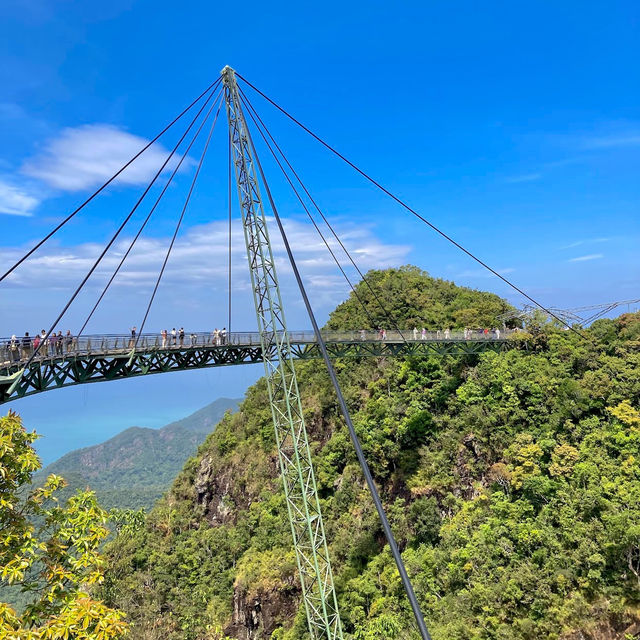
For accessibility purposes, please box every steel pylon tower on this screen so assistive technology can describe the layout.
[221,66,343,640]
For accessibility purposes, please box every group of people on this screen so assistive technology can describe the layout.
[356,327,504,341]
[155,327,228,348]
[2,330,75,363]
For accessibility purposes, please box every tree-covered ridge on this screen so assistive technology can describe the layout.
[326,265,513,330]
[34,398,240,511]
[102,268,640,640]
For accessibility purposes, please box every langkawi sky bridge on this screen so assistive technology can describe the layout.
[0,67,588,640]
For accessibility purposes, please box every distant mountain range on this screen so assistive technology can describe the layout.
[35,397,240,510]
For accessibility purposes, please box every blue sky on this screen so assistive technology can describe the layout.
[1,1,638,462]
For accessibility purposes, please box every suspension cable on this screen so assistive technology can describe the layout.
[136,98,223,340]
[236,73,587,340]
[239,87,408,338]
[21,87,219,369]
[0,77,221,284]
[239,93,382,333]
[77,88,223,336]
[242,110,433,640]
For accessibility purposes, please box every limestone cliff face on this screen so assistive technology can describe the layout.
[191,442,301,638]
[227,579,300,639]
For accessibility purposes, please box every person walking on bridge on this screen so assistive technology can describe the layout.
[55,331,63,355]
[129,327,137,349]
[444,328,451,339]
[9,336,19,363]
[171,328,177,346]
[421,327,427,340]
[413,327,418,340]
[179,327,185,347]
[220,327,227,345]
[161,329,167,348]
[48,332,56,356]
[21,332,32,360]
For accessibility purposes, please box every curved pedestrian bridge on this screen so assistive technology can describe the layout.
[0,330,514,405]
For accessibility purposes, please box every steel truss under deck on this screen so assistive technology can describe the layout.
[0,337,510,405]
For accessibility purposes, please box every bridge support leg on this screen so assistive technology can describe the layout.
[222,66,343,640]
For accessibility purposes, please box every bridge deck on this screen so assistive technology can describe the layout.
[0,330,513,404]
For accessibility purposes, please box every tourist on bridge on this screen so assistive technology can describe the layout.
[48,332,57,356]
[55,331,64,355]
[220,327,227,345]
[161,329,168,348]
[171,328,177,346]
[129,327,137,348]
[413,327,418,340]
[495,328,501,339]
[9,336,19,363]
[360,329,366,341]
[65,330,73,352]
[421,327,427,339]
[444,328,451,339]
[179,328,185,346]
[213,328,220,346]
[21,332,32,360]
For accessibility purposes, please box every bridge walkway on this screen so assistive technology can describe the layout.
[0,330,514,404]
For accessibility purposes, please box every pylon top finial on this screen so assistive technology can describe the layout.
[220,65,235,78]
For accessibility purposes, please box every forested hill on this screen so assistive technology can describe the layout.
[37,397,240,510]
[102,267,640,640]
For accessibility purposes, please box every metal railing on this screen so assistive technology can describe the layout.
[0,329,513,368]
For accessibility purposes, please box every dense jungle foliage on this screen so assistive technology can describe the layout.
[101,266,640,640]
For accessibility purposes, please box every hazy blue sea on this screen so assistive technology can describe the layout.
[6,364,262,465]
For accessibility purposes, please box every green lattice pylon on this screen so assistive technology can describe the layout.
[221,66,344,640]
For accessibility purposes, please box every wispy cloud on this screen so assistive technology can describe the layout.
[560,237,609,250]
[21,124,183,192]
[0,178,39,216]
[504,173,541,184]
[568,254,603,262]
[581,133,640,149]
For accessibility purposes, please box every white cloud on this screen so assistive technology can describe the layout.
[21,124,182,192]
[568,254,603,262]
[0,218,411,298]
[0,178,39,216]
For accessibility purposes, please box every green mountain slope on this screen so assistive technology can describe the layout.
[37,397,240,510]
[102,267,640,640]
